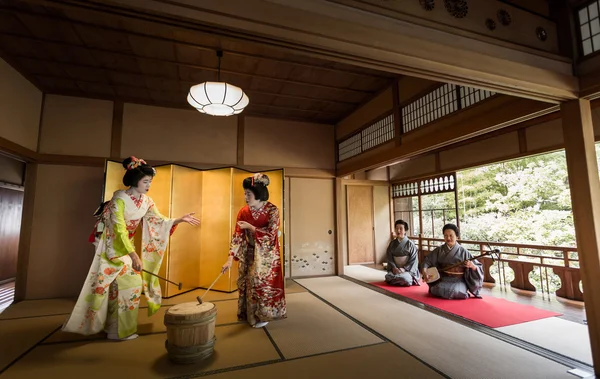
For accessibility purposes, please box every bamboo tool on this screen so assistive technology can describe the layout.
[196,272,224,305]
[142,269,183,291]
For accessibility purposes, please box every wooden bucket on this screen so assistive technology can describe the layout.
[164,301,217,364]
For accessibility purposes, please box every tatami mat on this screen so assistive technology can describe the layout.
[266,292,383,359]
[296,277,575,379]
[0,315,64,372]
[284,279,307,294]
[1,323,280,379]
[2,279,303,322]
[0,298,75,320]
[497,318,593,366]
[210,342,445,379]
[344,264,386,283]
[44,298,242,344]
[140,288,238,308]
[139,278,304,308]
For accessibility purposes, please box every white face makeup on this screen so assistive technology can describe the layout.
[133,176,153,195]
[244,189,260,208]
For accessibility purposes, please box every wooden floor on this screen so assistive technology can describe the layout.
[480,283,587,325]
[0,281,15,313]
[0,277,588,379]
[0,273,588,325]
[363,264,587,325]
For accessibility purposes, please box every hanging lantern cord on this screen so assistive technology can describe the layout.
[216,50,223,82]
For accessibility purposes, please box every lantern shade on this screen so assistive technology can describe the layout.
[187,82,249,116]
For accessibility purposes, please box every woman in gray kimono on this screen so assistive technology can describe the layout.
[421,224,483,299]
[385,220,420,286]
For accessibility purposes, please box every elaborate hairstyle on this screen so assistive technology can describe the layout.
[242,173,270,201]
[394,219,409,231]
[442,223,460,238]
[121,156,156,187]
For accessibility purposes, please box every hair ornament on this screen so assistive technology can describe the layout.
[251,173,269,186]
[126,156,147,171]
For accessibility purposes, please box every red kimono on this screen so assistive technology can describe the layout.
[229,202,286,325]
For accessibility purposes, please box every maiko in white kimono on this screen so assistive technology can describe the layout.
[62,190,175,339]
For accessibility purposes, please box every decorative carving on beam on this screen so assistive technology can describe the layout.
[536,27,548,42]
[496,9,512,26]
[391,172,456,197]
[419,0,435,11]
[485,18,496,31]
[444,0,468,18]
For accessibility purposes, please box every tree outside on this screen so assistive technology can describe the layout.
[410,144,600,293]
[456,150,575,247]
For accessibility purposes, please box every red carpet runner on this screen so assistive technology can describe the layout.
[372,281,561,328]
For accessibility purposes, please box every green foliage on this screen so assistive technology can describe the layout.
[415,147,598,247]
[456,150,576,247]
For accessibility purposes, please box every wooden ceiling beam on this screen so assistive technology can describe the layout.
[28,0,394,79]
[0,29,372,95]
[8,54,360,106]
[336,95,557,176]
[247,103,339,116]
[0,45,45,91]
[240,112,334,125]
[0,3,392,79]
[37,74,341,115]
[580,71,600,100]
[78,0,577,103]
[42,88,337,123]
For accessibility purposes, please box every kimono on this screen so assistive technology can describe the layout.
[229,202,286,326]
[62,190,175,338]
[421,242,483,299]
[384,236,420,286]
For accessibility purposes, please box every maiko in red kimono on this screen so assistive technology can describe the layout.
[229,202,286,325]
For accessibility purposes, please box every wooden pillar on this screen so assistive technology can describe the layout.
[335,178,345,275]
[237,115,245,166]
[418,186,423,257]
[453,173,460,231]
[392,79,402,147]
[14,163,37,302]
[561,99,600,374]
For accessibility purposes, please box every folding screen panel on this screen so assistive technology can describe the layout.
[102,160,127,202]
[168,165,203,296]
[102,161,284,296]
[199,168,234,292]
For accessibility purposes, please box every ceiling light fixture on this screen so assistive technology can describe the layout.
[187,50,249,116]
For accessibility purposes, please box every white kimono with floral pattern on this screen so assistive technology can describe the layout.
[62,190,175,338]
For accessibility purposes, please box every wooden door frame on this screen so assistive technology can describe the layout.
[345,182,385,265]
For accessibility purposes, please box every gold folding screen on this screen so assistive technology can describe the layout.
[200,168,234,295]
[102,161,283,297]
[169,166,203,296]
